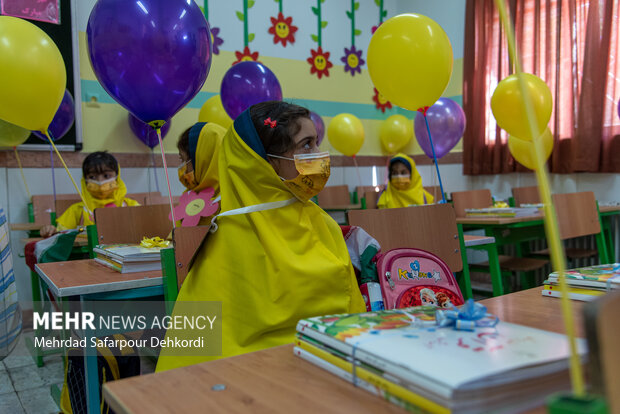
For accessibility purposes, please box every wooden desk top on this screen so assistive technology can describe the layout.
[456,213,543,226]
[322,203,363,211]
[462,234,496,247]
[103,288,584,414]
[35,259,162,298]
[599,205,620,214]
[20,237,88,247]
[10,222,44,231]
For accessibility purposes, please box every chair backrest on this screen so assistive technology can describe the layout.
[423,186,442,202]
[143,194,181,206]
[552,191,600,240]
[172,226,211,289]
[317,185,351,207]
[55,199,80,219]
[32,194,80,224]
[451,189,493,218]
[348,204,462,272]
[94,204,172,244]
[357,185,384,195]
[363,191,380,209]
[512,186,540,206]
[585,291,620,414]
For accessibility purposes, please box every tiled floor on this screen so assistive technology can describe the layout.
[0,331,62,414]
[0,330,157,414]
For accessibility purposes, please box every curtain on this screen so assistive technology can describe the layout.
[463,0,620,174]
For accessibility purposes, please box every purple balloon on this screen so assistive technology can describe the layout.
[414,98,466,159]
[33,90,74,141]
[220,62,283,120]
[617,99,620,120]
[86,0,211,125]
[309,112,325,146]
[128,114,171,149]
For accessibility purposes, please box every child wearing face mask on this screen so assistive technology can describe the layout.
[175,122,226,225]
[156,101,365,372]
[39,152,140,237]
[377,153,434,209]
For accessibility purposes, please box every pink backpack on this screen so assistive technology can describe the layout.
[375,248,464,310]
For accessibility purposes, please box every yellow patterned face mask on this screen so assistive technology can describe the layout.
[268,152,331,202]
[178,160,198,190]
[391,174,411,191]
[86,178,118,199]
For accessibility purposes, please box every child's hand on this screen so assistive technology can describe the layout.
[40,225,56,238]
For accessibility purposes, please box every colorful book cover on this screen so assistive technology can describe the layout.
[296,307,586,400]
[548,264,620,288]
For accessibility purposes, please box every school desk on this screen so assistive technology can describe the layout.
[102,288,583,414]
[34,259,163,412]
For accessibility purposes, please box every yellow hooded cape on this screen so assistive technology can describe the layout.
[178,122,226,227]
[56,172,139,231]
[377,153,434,208]
[156,110,365,371]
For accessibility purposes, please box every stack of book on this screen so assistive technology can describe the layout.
[94,244,165,273]
[465,207,540,218]
[295,306,585,414]
[543,263,620,301]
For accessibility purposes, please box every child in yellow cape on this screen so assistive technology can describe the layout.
[40,152,139,237]
[156,101,365,371]
[377,153,434,208]
[175,122,226,225]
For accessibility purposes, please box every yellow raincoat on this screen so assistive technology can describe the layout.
[377,153,434,208]
[55,173,139,231]
[156,110,365,371]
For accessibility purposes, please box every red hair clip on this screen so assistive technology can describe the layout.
[264,117,277,128]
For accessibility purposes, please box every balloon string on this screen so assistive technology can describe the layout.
[422,115,447,203]
[50,145,57,207]
[493,0,581,396]
[13,147,31,200]
[156,128,176,227]
[151,149,161,193]
[44,131,91,217]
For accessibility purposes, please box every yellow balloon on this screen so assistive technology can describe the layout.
[198,95,233,129]
[491,73,552,141]
[0,119,31,147]
[0,16,66,132]
[508,128,554,170]
[380,114,413,154]
[327,114,364,156]
[367,14,453,111]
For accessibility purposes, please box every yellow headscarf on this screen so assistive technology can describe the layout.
[156,109,365,372]
[56,169,139,230]
[377,153,434,208]
[187,122,226,194]
[178,122,226,227]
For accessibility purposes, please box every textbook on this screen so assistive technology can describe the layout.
[93,244,164,273]
[547,264,620,290]
[295,307,586,414]
[464,207,540,218]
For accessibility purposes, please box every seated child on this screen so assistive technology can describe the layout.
[377,153,434,208]
[40,151,139,237]
[176,122,226,226]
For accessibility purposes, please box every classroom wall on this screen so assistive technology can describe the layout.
[76,0,464,157]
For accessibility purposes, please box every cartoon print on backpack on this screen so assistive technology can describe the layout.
[410,260,420,279]
[420,288,437,306]
[436,291,452,308]
[432,269,441,283]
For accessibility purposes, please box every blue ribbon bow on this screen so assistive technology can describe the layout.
[436,299,499,331]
